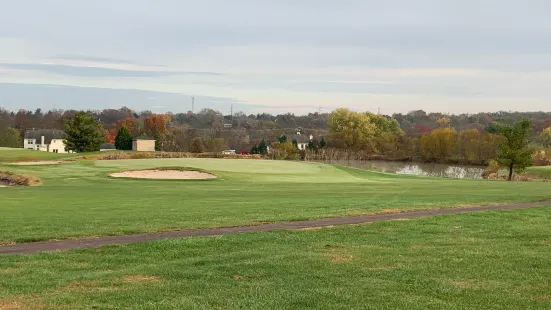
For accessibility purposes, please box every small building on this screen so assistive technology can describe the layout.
[222,150,236,155]
[23,129,70,153]
[287,133,314,150]
[132,136,156,152]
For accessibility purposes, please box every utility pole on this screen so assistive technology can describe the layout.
[378,106,381,115]
[231,104,233,125]
[191,96,195,114]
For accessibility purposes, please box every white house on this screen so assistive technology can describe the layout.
[288,132,314,150]
[24,129,70,153]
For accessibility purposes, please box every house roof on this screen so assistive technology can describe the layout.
[100,143,116,150]
[133,136,155,141]
[286,134,311,144]
[24,129,64,145]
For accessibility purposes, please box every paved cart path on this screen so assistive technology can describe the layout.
[1,201,549,255]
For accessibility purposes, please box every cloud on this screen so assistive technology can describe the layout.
[0,63,222,78]
[0,0,551,113]
[51,55,166,68]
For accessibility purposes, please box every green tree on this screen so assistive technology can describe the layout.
[319,137,327,148]
[190,137,204,153]
[63,111,104,152]
[114,125,133,150]
[258,140,268,154]
[278,135,287,143]
[485,122,499,134]
[495,120,535,181]
[307,137,319,151]
[0,128,22,148]
[292,139,298,150]
[250,144,259,154]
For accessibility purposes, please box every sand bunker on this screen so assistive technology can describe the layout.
[12,161,65,165]
[110,169,217,180]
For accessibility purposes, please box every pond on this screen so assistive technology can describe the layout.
[314,160,485,179]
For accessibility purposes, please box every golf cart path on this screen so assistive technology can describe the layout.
[1,201,549,254]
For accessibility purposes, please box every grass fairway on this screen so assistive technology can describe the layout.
[0,208,550,309]
[1,158,551,243]
[526,166,551,179]
[0,148,78,163]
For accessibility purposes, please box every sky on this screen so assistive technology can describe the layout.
[0,0,550,115]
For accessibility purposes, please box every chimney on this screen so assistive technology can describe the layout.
[41,136,45,145]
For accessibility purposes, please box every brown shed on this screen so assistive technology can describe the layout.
[132,136,156,152]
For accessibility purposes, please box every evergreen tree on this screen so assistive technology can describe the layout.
[319,137,327,148]
[190,137,204,153]
[307,140,315,151]
[292,139,298,150]
[258,140,268,154]
[63,111,104,152]
[114,125,133,150]
[495,119,535,181]
[250,144,259,154]
[278,135,287,143]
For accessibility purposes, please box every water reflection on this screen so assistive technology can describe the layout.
[314,160,485,179]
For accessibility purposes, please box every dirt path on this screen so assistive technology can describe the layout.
[1,201,549,255]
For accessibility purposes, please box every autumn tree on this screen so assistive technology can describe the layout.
[114,125,133,150]
[190,137,204,153]
[144,114,171,151]
[205,138,228,153]
[328,108,377,150]
[538,125,551,147]
[495,120,535,181]
[436,117,451,128]
[63,111,104,152]
[419,128,458,162]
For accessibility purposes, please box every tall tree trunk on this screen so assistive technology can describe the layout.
[508,163,514,181]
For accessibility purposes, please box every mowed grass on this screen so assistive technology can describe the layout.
[526,166,551,179]
[1,157,551,243]
[0,208,550,309]
[0,148,78,163]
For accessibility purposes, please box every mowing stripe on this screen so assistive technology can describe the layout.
[1,201,550,255]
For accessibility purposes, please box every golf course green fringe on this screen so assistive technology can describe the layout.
[79,151,262,160]
[0,170,41,186]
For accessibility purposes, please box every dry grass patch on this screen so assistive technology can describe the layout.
[0,296,44,310]
[0,171,40,187]
[122,275,162,283]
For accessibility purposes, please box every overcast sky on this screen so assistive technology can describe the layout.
[0,0,550,114]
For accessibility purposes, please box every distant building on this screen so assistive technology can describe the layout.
[23,129,70,153]
[222,150,236,155]
[100,143,116,151]
[287,133,314,150]
[132,136,156,152]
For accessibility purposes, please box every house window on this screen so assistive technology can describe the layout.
[28,140,34,144]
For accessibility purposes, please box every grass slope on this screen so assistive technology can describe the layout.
[1,208,550,309]
[1,158,551,242]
